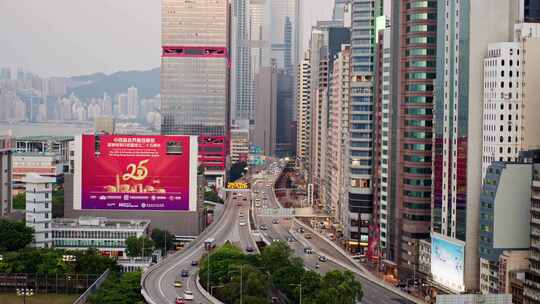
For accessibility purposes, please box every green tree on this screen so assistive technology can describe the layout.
[0,219,34,252]
[204,189,224,203]
[125,236,154,257]
[229,161,247,181]
[12,192,25,210]
[150,228,175,254]
[88,271,145,304]
[260,241,295,274]
[315,270,363,304]
[72,248,119,274]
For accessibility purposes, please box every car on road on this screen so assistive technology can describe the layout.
[175,296,185,304]
[297,227,305,233]
[246,245,255,252]
[191,260,198,266]
[259,224,268,230]
[304,233,312,239]
[318,255,328,262]
[272,238,280,242]
[287,236,295,242]
[272,219,280,224]
[174,280,182,288]
[183,290,194,300]
[303,247,313,254]
[181,269,189,277]
[239,221,247,226]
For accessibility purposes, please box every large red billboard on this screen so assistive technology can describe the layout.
[78,135,197,211]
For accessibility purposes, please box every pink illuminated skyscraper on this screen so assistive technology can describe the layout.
[160,0,231,186]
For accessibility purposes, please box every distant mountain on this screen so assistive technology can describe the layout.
[69,72,107,83]
[67,68,160,99]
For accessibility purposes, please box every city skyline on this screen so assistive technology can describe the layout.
[0,0,333,77]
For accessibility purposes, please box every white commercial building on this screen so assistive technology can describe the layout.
[325,45,350,224]
[230,126,250,163]
[482,42,522,179]
[296,49,311,161]
[51,216,150,258]
[24,173,55,248]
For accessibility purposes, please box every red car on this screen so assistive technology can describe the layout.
[176,296,185,304]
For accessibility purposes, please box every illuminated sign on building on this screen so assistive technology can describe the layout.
[227,182,249,190]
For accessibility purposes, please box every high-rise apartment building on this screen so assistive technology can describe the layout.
[432,0,519,292]
[296,50,311,161]
[344,0,377,254]
[232,0,252,121]
[524,150,540,303]
[276,70,294,156]
[374,13,397,262]
[386,0,437,276]
[326,45,350,225]
[160,0,230,186]
[482,42,522,177]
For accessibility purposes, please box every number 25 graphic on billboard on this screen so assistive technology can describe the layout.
[122,159,149,181]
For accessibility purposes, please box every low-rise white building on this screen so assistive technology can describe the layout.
[51,216,150,258]
[24,173,55,248]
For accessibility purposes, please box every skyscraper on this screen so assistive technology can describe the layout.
[432,0,519,291]
[160,0,230,186]
[384,0,437,276]
[268,0,300,74]
[344,0,377,254]
[253,66,277,156]
[232,0,253,121]
[296,50,311,161]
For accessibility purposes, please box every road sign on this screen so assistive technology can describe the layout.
[257,208,295,217]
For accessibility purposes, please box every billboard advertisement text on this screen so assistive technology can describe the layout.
[80,135,195,211]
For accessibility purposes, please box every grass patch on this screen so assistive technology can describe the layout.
[0,293,78,304]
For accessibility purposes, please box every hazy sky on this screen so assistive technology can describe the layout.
[0,0,333,77]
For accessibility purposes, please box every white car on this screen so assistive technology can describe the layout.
[239,221,247,226]
[183,290,194,301]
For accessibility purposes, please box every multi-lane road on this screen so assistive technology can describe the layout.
[141,187,256,304]
[142,161,421,304]
[251,164,419,304]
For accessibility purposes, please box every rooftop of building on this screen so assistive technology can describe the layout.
[15,135,74,142]
[13,151,62,157]
[51,216,150,230]
[21,173,56,184]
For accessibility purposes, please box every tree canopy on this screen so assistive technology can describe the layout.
[125,236,154,257]
[88,271,145,304]
[0,247,118,275]
[199,242,363,304]
[0,219,34,251]
[150,228,175,254]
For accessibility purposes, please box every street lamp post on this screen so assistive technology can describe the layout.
[290,283,302,304]
[16,288,34,304]
[229,264,245,304]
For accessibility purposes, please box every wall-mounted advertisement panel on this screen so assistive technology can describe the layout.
[74,135,198,211]
[431,232,465,293]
